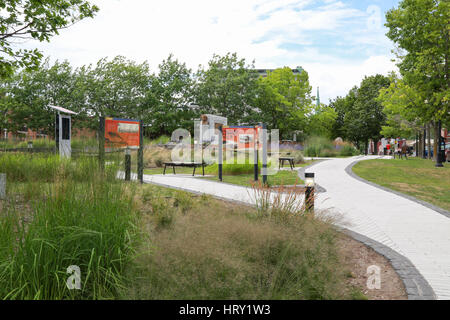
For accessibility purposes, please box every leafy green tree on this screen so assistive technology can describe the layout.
[385,0,449,124]
[4,59,79,135]
[0,0,99,78]
[330,75,390,151]
[194,53,259,125]
[378,73,425,139]
[255,67,313,139]
[344,75,390,151]
[307,104,337,139]
[147,54,195,137]
[78,56,153,128]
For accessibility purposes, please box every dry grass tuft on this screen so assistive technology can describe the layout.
[124,184,360,300]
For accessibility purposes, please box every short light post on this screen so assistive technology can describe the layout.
[125,148,131,181]
[304,172,315,212]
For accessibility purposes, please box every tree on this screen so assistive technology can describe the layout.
[307,103,337,139]
[378,73,425,138]
[4,59,79,135]
[194,53,259,125]
[147,54,195,137]
[0,0,99,78]
[385,0,449,160]
[255,67,313,139]
[330,75,390,151]
[329,90,357,140]
[78,56,153,128]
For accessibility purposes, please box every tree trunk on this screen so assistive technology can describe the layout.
[417,132,421,157]
[433,121,440,162]
[364,140,368,155]
[427,123,432,160]
[374,139,379,155]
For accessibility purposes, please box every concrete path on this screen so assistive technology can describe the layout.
[125,155,450,299]
[310,156,450,300]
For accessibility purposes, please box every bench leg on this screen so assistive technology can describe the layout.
[173,166,176,174]
[193,166,196,176]
[202,165,205,176]
[163,164,166,175]
[290,160,294,170]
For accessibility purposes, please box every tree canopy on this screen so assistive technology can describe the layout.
[0,0,99,78]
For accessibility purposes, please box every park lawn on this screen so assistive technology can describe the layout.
[352,158,450,211]
[200,169,303,187]
[144,166,197,175]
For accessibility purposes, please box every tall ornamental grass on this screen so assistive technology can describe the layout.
[0,153,138,299]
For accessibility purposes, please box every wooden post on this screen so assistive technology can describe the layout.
[0,173,5,200]
[261,123,268,185]
[138,120,144,183]
[99,116,105,171]
[218,125,223,182]
[254,125,258,182]
[125,147,131,181]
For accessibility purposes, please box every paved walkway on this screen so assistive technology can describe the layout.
[129,155,450,300]
[311,156,450,300]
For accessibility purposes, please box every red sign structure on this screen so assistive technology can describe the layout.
[222,126,261,150]
[105,117,140,148]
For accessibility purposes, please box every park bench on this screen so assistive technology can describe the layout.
[279,157,295,170]
[163,161,206,176]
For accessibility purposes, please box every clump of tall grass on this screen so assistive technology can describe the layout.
[0,154,137,299]
[249,180,308,220]
[126,185,349,300]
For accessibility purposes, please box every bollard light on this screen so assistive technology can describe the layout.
[305,172,315,187]
[304,172,315,212]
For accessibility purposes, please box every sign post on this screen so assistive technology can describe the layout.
[138,120,144,183]
[99,116,105,171]
[254,125,258,182]
[218,125,223,182]
[261,123,268,185]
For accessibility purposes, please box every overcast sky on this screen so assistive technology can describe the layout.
[20,0,400,103]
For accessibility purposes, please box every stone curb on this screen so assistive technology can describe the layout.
[340,228,436,300]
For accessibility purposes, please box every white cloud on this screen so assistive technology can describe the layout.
[16,0,397,102]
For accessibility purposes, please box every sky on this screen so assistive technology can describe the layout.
[20,0,401,104]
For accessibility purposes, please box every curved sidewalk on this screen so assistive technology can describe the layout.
[310,156,450,300]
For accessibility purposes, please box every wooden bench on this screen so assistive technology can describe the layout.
[163,162,206,176]
[279,157,295,170]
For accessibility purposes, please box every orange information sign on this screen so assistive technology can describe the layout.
[222,126,261,150]
[105,117,140,148]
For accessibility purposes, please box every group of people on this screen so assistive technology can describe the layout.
[381,139,409,159]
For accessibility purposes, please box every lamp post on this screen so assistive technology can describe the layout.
[304,172,315,212]
[436,120,444,167]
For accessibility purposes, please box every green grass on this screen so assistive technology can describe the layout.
[0,153,138,299]
[352,158,450,211]
[144,161,315,187]
[202,169,303,187]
